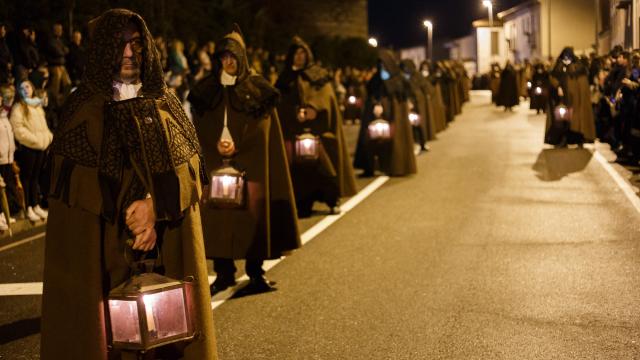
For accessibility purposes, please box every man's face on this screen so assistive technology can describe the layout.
[0,26,6,38]
[53,24,63,37]
[116,23,143,83]
[72,31,81,45]
[221,52,238,76]
[293,48,307,69]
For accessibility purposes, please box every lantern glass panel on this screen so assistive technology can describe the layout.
[108,299,142,344]
[554,105,572,121]
[408,112,420,126]
[209,164,245,208]
[368,119,391,140]
[295,134,320,160]
[143,288,188,341]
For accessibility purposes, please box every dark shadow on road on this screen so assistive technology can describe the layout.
[532,148,593,181]
[0,317,40,345]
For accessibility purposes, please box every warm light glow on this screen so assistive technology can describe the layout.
[301,138,315,150]
[535,87,542,95]
[408,112,420,126]
[348,95,357,104]
[559,107,567,117]
[527,81,532,89]
[368,37,378,47]
[423,20,433,29]
[483,0,492,7]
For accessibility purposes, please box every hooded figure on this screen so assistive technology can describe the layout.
[530,62,550,113]
[41,9,217,359]
[489,63,502,104]
[401,59,436,147]
[188,26,301,295]
[545,47,595,147]
[275,36,357,217]
[496,61,520,110]
[421,60,448,133]
[354,49,417,177]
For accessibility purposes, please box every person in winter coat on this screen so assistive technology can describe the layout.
[354,49,417,177]
[275,36,357,217]
[45,23,72,107]
[545,47,596,148]
[188,26,301,296]
[15,26,39,78]
[66,30,87,87]
[10,80,51,222]
[40,9,218,359]
[496,61,520,111]
[0,85,18,228]
[0,24,13,85]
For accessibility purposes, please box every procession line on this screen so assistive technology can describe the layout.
[0,232,45,253]
[0,176,390,298]
[210,175,390,309]
[593,150,640,214]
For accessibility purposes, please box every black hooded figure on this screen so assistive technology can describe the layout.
[545,47,595,147]
[529,63,550,114]
[353,49,417,177]
[496,61,520,111]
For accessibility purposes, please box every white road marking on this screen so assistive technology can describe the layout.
[210,176,390,309]
[0,232,45,253]
[593,150,640,214]
[0,177,390,299]
[0,282,42,296]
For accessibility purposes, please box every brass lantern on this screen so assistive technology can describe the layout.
[107,273,196,351]
[554,104,573,122]
[408,111,421,127]
[295,131,320,161]
[208,159,245,208]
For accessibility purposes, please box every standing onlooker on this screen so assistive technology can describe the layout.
[45,23,71,107]
[0,85,18,227]
[10,80,52,222]
[168,39,189,75]
[0,24,13,85]
[15,25,39,80]
[66,30,86,87]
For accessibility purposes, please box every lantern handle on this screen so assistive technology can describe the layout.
[124,238,162,275]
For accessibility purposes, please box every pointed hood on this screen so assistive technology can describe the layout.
[276,35,330,90]
[215,24,251,81]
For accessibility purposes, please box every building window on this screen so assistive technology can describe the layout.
[491,31,500,55]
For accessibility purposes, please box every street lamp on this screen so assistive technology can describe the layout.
[368,37,378,48]
[483,0,494,27]
[423,20,433,61]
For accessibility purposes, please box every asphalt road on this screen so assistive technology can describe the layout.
[212,94,640,359]
[1,93,639,359]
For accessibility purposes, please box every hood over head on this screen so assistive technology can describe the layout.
[214,24,251,81]
[83,8,165,98]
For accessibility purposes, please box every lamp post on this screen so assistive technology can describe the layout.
[423,20,433,61]
[483,0,494,27]
[368,37,378,48]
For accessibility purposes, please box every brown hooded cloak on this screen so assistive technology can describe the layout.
[275,36,358,215]
[188,28,301,260]
[41,9,217,359]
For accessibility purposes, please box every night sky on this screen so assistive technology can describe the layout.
[368,0,525,49]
